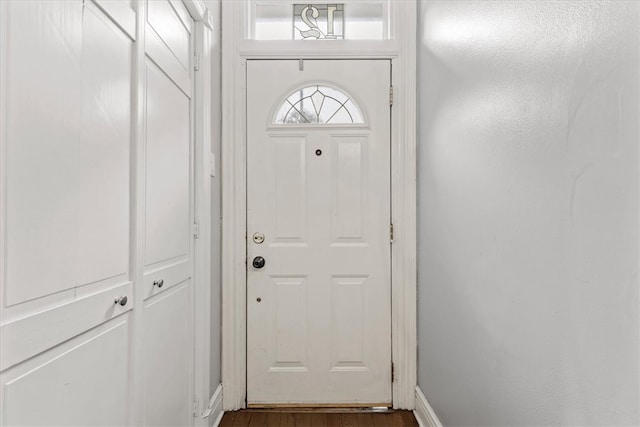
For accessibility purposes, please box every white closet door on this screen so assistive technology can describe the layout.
[142,1,195,425]
[0,1,199,425]
[0,1,135,424]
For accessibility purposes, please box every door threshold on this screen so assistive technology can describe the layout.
[245,404,393,412]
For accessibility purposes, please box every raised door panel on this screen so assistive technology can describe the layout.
[143,282,192,427]
[143,59,191,300]
[0,316,131,426]
[2,0,132,308]
[0,282,132,372]
[144,61,190,268]
[250,275,309,373]
[4,0,83,306]
[330,135,369,245]
[272,136,308,244]
[330,276,368,371]
[77,3,132,287]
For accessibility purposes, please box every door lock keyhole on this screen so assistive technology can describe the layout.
[315,149,322,156]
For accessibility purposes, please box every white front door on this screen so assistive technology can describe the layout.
[246,59,392,406]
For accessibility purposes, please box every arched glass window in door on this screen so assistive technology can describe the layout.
[274,85,365,124]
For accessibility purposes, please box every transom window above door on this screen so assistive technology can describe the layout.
[249,1,390,40]
[274,84,365,124]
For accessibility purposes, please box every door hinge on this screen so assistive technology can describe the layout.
[389,86,393,106]
[193,221,200,239]
[194,53,200,71]
[390,223,394,242]
[192,398,200,417]
[391,362,395,382]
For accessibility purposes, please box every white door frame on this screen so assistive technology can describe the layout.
[221,0,417,411]
[178,1,214,424]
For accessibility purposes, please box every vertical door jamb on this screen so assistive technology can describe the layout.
[182,1,214,424]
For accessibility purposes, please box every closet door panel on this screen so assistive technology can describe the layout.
[3,0,83,306]
[143,281,192,427]
[4,0,132,308]
[77,2,132,287]
[1,316,131,426]
[144,61,190,269]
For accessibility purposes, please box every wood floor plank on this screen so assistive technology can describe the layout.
[266,412,282,426]
[294,412,312,426]
[386,411,405,427]
[326,413,342,427]
[356,413,373,426]
[233,411,252,427]
[280,412,296,427]
[341,413,357,427]
[220,411,237,427]
[372,413,390,427]
[249,412,267,426]
[311,413,328,426]
[399,411,418,427]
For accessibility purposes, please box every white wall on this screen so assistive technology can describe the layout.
[417,1,639,425]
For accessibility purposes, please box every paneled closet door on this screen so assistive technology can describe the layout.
[0,1,136,425]
[142,1,195,426]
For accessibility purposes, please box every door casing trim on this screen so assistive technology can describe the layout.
[180,1,213,425]
[221,0,417,410]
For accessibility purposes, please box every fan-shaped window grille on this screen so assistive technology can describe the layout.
[274,85,365,125]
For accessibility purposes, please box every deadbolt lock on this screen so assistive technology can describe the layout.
[252,232,265,244]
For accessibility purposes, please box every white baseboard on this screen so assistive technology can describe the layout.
[414,386,443,427]
[204,384,223,427]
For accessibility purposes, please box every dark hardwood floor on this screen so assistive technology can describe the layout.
[219,409,419,427]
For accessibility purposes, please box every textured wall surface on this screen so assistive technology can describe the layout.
[417,1,639,425]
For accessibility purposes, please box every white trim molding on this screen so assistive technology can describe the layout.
[221,0,417,411]
[414,387,443,427]
[184,0,214,30]
[220,0,247,411]
[204,384,224,427]
[390,0,418,411]
[188,2,214,425]
[183,0,206,22]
